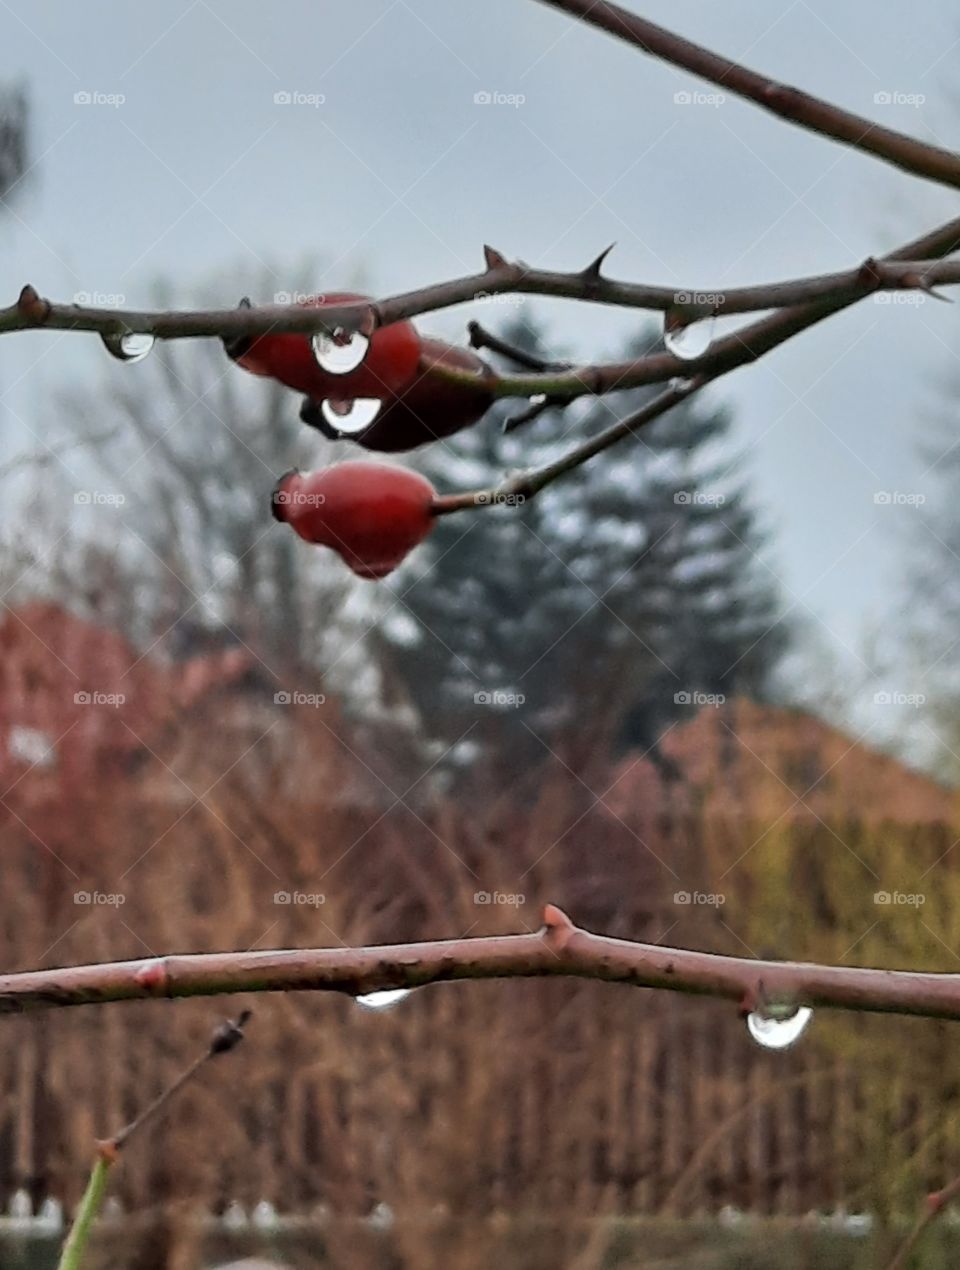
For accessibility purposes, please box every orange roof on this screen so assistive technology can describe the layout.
[605,698,957,828]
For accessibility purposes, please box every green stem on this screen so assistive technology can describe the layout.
[56,1154,114,1270]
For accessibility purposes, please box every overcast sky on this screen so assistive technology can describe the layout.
[2,0,959,701]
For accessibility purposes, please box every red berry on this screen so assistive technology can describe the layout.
[272,462,437,579]
[301,338,494,451]
[227,292,421,401]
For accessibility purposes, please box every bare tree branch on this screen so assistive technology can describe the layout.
[5,905,960,1023]
[537,0,960,193]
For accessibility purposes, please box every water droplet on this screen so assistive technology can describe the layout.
[663,313,714,361]
[312,326,369,375]
[746,1004,812,1050]
[320,397,382,436]
[529,393,548,406]
[355,988,411,1011]
[101,330,155,364]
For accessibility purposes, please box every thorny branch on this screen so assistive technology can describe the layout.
[6,907,960,1024]
[1,255,957,346]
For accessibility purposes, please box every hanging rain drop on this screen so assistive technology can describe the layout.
[355,988,411,1011]
[101,330,155,364]
[663,313,714,361]
[312,326,369,375]
[746,1004,813,1051]
[320,398,382,436]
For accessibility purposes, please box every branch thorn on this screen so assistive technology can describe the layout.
[483,244,509,270]
[582,243,616,281]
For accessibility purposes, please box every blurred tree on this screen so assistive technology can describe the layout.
[15,270,367,681]
[894,406,960,781]
[384,316,789,768]
[0,81,28,208]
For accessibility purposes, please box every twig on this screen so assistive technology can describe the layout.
[886,1174,960,1270]
[537,0,960,193]
[433,378,703,511]
[55,1011,251,1270]
[6,907,960,1024]
[501,394,561,433]
[467,319,572,371]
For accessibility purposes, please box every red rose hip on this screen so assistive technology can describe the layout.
[272,461,437,579]
[300,337,495,451]
[226,292,422,401]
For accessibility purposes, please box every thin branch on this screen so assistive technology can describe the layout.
[55,1010,251,1270]
[6,906,960,1023]
[467,319,572,371]
[1,257,958,345]
[433,378,704,512]
[886,1174,960,1270]
[537,0,960,193]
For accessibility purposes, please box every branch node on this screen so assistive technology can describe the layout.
[542,904,576,951]
[737,981,765,1018]
[94,1137,120,1164]
[134,958,170,995]
[209,1008,252,1056]
[857,257,882,290]
[17,285,48,321]
[762,81,802,116]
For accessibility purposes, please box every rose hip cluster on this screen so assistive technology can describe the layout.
[225,293,495,579]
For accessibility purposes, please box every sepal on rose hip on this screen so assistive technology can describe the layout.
[271,461,437,580]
